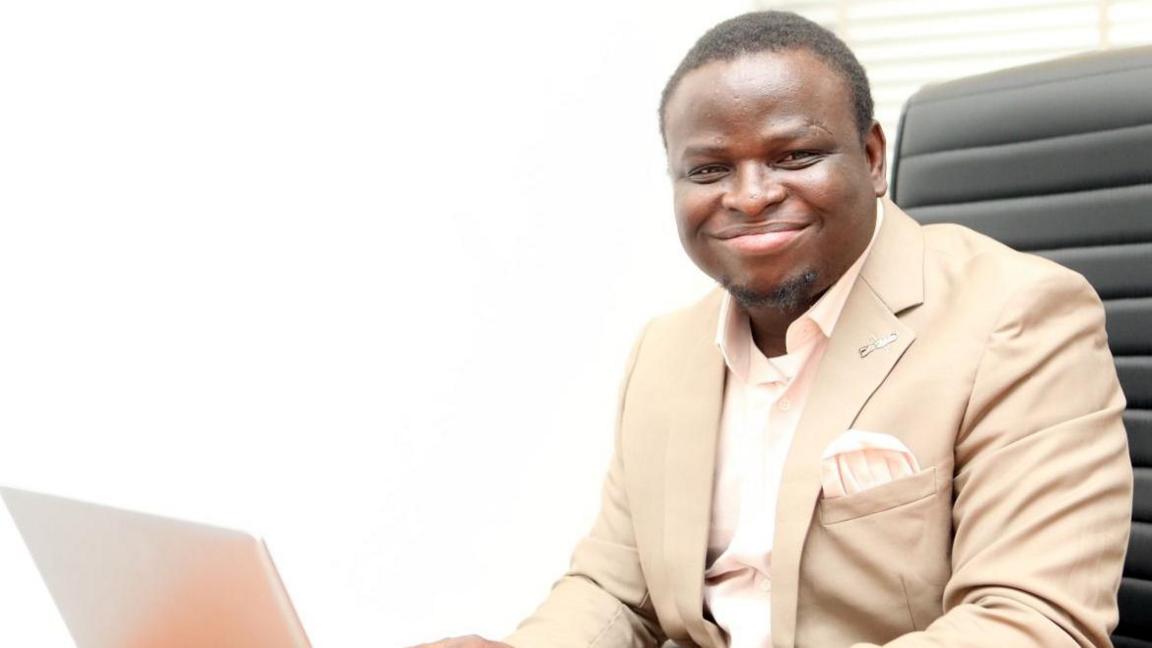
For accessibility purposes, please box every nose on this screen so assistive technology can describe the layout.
[721,163,785,218]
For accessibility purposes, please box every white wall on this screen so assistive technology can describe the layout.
[0,1,749,644]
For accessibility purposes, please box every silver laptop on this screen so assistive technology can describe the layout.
[1,487,311,648]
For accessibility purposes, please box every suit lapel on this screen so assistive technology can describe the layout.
[661,292,728,647]
[770,201,925,646]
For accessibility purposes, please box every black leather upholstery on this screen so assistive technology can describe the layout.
[892,46,1152,646]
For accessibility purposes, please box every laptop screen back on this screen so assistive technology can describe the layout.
[1,487,310,648]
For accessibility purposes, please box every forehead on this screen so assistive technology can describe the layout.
[663,49,854,149]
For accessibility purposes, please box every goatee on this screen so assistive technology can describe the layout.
[723,270,819,313]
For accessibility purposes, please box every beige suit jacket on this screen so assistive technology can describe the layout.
[506,200,1132,648]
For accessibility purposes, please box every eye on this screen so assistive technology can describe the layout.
[776,150,822,169]
[686,164,729,183]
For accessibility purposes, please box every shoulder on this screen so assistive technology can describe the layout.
[918,221,1100,312]
[621,287,726,385]
[646,288,723,338]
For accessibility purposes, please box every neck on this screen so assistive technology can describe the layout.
[745,301,810,358]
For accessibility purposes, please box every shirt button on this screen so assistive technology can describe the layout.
[778,398,792,411]
[759,578,771,592]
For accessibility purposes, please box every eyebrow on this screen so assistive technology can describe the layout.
[678,122,834,158]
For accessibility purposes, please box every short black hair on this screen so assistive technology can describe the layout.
[659,11,874,141]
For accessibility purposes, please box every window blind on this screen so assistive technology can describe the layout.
[753,0,1151,164]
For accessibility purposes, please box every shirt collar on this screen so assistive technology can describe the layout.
[715,198,885,384]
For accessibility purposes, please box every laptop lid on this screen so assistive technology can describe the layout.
[0,487,311,648]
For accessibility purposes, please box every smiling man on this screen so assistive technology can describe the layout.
[413,11,1131,648]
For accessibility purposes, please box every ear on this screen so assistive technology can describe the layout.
[864,121,888,197]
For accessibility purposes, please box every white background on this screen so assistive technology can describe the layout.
[0,1,748,645]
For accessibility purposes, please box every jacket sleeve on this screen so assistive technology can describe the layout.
[856,269,1133,647]
[505,325,666,648]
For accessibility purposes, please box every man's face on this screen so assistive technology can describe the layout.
[663,49,887,310]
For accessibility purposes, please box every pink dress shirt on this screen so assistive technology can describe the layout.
[703,201,884,648]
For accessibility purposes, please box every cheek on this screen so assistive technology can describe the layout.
[793,165,849,203]
[673,211,704,259]
[673,186,717,234]
[672,200,714,266]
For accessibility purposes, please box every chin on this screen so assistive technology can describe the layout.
[723,270,820,312]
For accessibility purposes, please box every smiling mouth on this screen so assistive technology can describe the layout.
[715,223,810,254]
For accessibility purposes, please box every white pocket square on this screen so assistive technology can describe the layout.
[820,430,921,499]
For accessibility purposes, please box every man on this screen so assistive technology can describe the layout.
[414,11,1131,648]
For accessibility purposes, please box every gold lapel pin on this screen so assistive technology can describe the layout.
[858,332,898,358]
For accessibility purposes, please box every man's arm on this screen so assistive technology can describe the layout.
[857,268,1132,647]
[504,324,665,648]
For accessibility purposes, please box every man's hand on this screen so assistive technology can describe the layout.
[406,635,512,648]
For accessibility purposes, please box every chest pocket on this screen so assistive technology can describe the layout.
[819,466,939,524]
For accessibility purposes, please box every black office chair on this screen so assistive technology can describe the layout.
[891,46,1152,647]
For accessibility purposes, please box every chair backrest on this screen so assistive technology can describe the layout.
[891,46,1152,647]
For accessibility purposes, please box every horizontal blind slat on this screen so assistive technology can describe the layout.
[846,9,1104,42]
[844,0,1091,21]
[854,32,1099,63]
